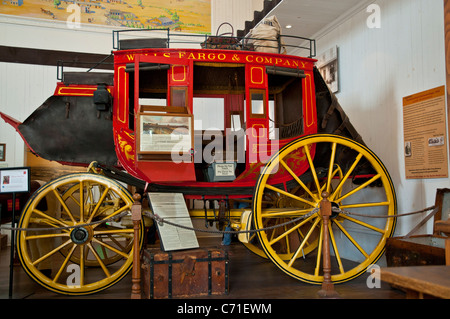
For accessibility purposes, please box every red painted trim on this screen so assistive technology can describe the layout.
[0,112,37,154]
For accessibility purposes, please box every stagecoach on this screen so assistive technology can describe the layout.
[0,27,396,295]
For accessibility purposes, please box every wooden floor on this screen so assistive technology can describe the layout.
[0,236,406,301]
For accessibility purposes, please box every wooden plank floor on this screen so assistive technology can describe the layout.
[0,236,406,300]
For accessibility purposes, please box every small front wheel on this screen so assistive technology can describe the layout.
[17,173,144,295]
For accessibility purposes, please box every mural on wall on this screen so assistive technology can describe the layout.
[0,0,211,34]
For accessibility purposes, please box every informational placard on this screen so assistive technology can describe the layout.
[215,163,235,177]
[0,167,30,193]
[403,86,449,179]
[148,193,199,251]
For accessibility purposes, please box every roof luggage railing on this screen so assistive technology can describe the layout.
[112,28,316,58]
[56,59,114,82]
[55,28,316,82]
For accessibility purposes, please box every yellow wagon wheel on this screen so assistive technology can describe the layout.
[17,173,144,295]
[253,134,397,285]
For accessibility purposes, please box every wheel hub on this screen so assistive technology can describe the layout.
[70,226,92,245]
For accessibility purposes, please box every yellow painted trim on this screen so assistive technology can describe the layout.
[250,66,264,85]
[304,73,314,128]
[171,65,187,82]
[117,66,127,124]
[57,87,96,96]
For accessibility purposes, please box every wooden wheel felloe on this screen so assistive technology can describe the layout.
[253,134,397,285]
[16,173,144,295]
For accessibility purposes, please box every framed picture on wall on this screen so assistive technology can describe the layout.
[0,144,5,161]
[317,46,339,93]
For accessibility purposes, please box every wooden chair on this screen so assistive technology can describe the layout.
[434,188,450,265]
[434,219,450,265]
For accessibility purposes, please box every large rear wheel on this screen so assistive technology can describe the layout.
[253,134,397,284]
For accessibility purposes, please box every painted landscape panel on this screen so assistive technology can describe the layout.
[0,0,211,33]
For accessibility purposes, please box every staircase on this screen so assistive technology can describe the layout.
[236,0,283,38]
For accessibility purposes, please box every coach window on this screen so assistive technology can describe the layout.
[171,87,188,108]
[128,64,168,130]
[250,90,266,118]
[267,69,304,139]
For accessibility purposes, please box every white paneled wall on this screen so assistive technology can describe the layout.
[0,63,57,165]
[314,0,449,235]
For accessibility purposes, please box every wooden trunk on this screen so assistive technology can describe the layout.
[141,247,229,299]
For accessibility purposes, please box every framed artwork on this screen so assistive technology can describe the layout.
[137,112,193,161]
[317,46,339,93]
[0,144,5,161]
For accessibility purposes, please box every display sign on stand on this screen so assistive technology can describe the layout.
[1,167,31,194]
[0,167,31,299]
[148,193,199,251]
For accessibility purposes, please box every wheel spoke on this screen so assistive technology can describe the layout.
[91,237,130,259]
[329,153,363,202]
[265,184,316,207]
[328,223,345,274]
[287,216,321,268]
[314,221,324,276]
[53,244,77,283]
[335,174,381,203]
[283,224,291,254]
[31,209,70,229]
[93,229,134,236]
[52,189,77,223]
[79,245,85,286]
[31,239,72,266]
[92,204,132,229]
[280,159,318,201]
[340,201,390,210]
[79,181,84,223]
[107,233,129,251]
[87,243,111,278]
[340,214,386,234]
[303,145,321,196]
[261,207,314,218]
[333,220,369,258]
[25,232,70,240]
[87,187,110,223]
[268,214,316,246]
[326,142,337,194]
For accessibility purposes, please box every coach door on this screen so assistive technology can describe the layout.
[132,54,196,182]
[245,64,273,168]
